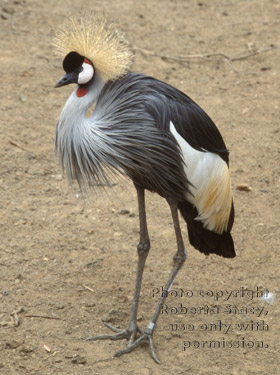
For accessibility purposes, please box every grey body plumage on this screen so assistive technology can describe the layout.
[56,73,189,200]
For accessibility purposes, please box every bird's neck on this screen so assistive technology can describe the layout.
[55,74,106,188]
[62,74,105,119]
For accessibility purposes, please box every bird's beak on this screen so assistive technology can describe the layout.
[55,71,78,88]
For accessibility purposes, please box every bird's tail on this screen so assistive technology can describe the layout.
[178,200,235,258]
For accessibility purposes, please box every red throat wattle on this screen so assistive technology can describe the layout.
[76,86,88,97]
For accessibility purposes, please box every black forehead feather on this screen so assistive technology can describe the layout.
[63,51,84,73]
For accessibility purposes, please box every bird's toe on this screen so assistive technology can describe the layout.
[86,320,142,343]
[114,331,160,364]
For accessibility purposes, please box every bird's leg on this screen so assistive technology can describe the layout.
[147,198,187,327]
[126,184,150,342]
[87,184,150,345]
[114,198,187,363]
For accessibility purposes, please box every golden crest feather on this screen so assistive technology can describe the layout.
[52,15,134,81]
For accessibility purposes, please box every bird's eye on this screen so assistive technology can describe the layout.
[78,62,94,85]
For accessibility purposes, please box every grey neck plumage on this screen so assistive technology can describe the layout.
[55,74,110,190]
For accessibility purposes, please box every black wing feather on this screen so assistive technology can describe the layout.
[136,73,230,164]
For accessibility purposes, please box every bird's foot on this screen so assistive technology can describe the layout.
[114,328,159,364]
[87,321,159,363]
[86,320,142,346]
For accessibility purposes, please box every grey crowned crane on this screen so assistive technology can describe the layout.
[53,16,235,363]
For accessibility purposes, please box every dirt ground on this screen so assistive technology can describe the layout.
[1,0,279,374]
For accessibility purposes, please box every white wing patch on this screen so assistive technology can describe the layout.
[170,122,232,234]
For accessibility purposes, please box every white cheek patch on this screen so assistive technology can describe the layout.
[78,62,94,85]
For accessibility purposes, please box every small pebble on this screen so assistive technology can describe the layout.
[5,340,20,349]
[261,292,275,305]
[71,355,87,364]
[236,183,251,191]
[19,93,27,102]
[119,209,130,215]
[1,12,8,20]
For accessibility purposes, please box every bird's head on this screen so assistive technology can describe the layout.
[55,51,95,88]
[53,15,133,88]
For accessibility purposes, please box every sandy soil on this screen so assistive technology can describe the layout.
[1,0,279,374]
